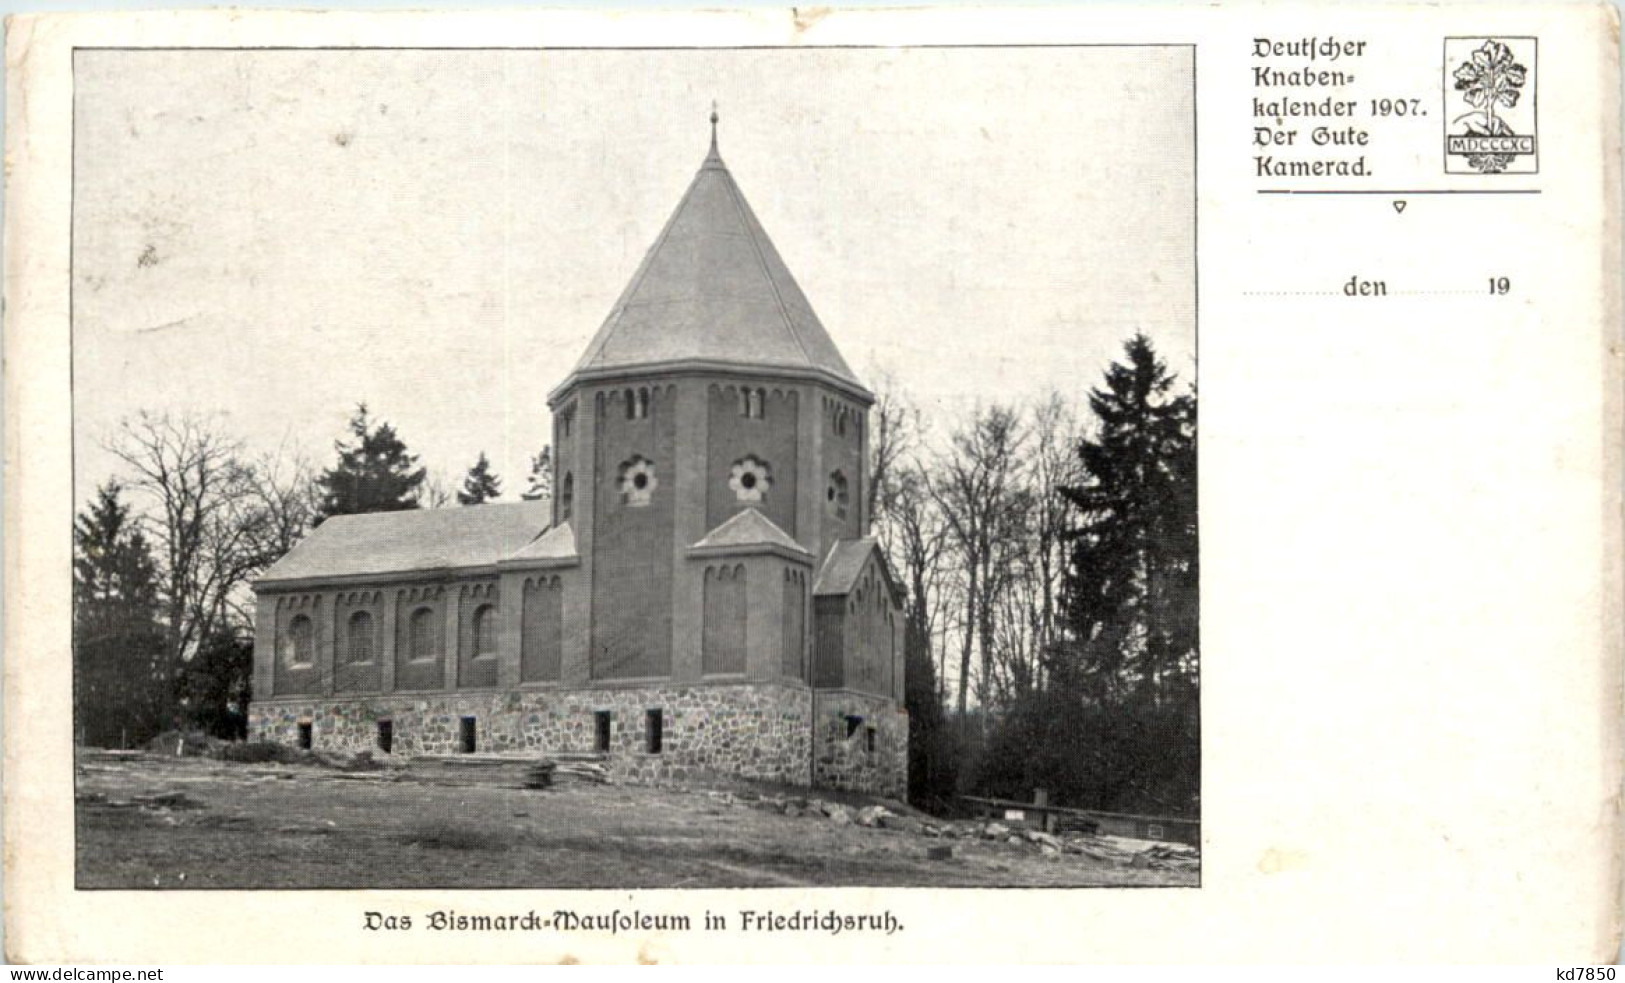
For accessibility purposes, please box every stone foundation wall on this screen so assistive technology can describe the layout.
[812,690,908,799]
[249,682,813,787]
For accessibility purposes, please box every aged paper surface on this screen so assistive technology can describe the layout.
[5,3,1621,963]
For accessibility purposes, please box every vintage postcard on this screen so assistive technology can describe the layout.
[4,3,1620,964]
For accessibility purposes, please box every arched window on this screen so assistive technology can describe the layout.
[742,388,765,420]
[285,614,314,666]
[636,388,651,419]
[560,472,574,521]
[624,388,636,419]
[346,610,375,664]
[409,607,438,662]
[472,605,496,658]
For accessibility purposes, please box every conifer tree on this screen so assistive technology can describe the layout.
[457,452,503,505]
[73,482,166,747]
[315,404,426,521]
[1057,333,1197,707]
[521,446,552,501]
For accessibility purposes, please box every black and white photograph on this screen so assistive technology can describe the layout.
[69,45,1196,890]
[7,0,1620,967]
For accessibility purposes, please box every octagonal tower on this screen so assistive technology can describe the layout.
[536,120,896,709]
[253,117,906,797]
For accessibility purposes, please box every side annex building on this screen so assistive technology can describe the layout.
[248,127,908,798]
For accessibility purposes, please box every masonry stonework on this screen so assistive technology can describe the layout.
[250,682,816,787]
[249,131,909,802]
[813,690,908,799]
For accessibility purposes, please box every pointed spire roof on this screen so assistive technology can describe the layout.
[557,116,864,400]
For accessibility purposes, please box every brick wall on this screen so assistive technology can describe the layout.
[819,393,864,556]
[271,593,324,696]
[590,384,677,679]
[333,590,384,694]
[705,384,800,538]
[394,585,448,691]
[456,581,500,688]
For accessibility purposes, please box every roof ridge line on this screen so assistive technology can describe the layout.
[717,166,816,367]
[573,166,706,372]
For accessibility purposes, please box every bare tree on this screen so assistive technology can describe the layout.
[884,465,952,678]
[104,412,319,722]
[927,403,1029,719]
[866,370,957,711]
[103,414,247,699]
[232,446,319,625]
[1007,391,1083,695]
[865,367,915,525]
[420,469,456,509]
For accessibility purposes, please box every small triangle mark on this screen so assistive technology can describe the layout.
[1393,200,1407,214]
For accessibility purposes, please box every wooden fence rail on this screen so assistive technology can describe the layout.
[959,792,1200,846]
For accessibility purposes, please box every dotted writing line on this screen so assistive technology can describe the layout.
[1242,290,1496,298]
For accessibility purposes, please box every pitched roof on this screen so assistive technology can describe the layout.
[503,520,578,564]
[813,538,896,598]
[563,136,862,394]
[257,500,551,585]
[690,508,808,554]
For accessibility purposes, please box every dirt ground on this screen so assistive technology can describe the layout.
[74,750,1198,889]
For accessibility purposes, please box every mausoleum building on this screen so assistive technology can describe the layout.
[248,125,908,797]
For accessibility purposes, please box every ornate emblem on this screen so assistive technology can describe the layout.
[1445,38,1538,174]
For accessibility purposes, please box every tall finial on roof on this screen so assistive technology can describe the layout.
[702,100,721,164]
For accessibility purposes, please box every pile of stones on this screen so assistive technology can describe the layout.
[523,759,610,789]
[726,788,1198,867]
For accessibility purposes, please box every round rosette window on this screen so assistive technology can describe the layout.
[826,469,850,519]
[618,455,658,507]
[728,455,773,503]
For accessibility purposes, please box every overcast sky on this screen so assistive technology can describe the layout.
[72,46,1194,505]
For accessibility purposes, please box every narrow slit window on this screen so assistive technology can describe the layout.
[594,710,612,752]
[646,709,664,754]
[377,719,393,754]
[297,721,313,750]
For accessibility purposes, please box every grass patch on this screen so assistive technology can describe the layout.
[215,741,315,765]
[397,818,511,852]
